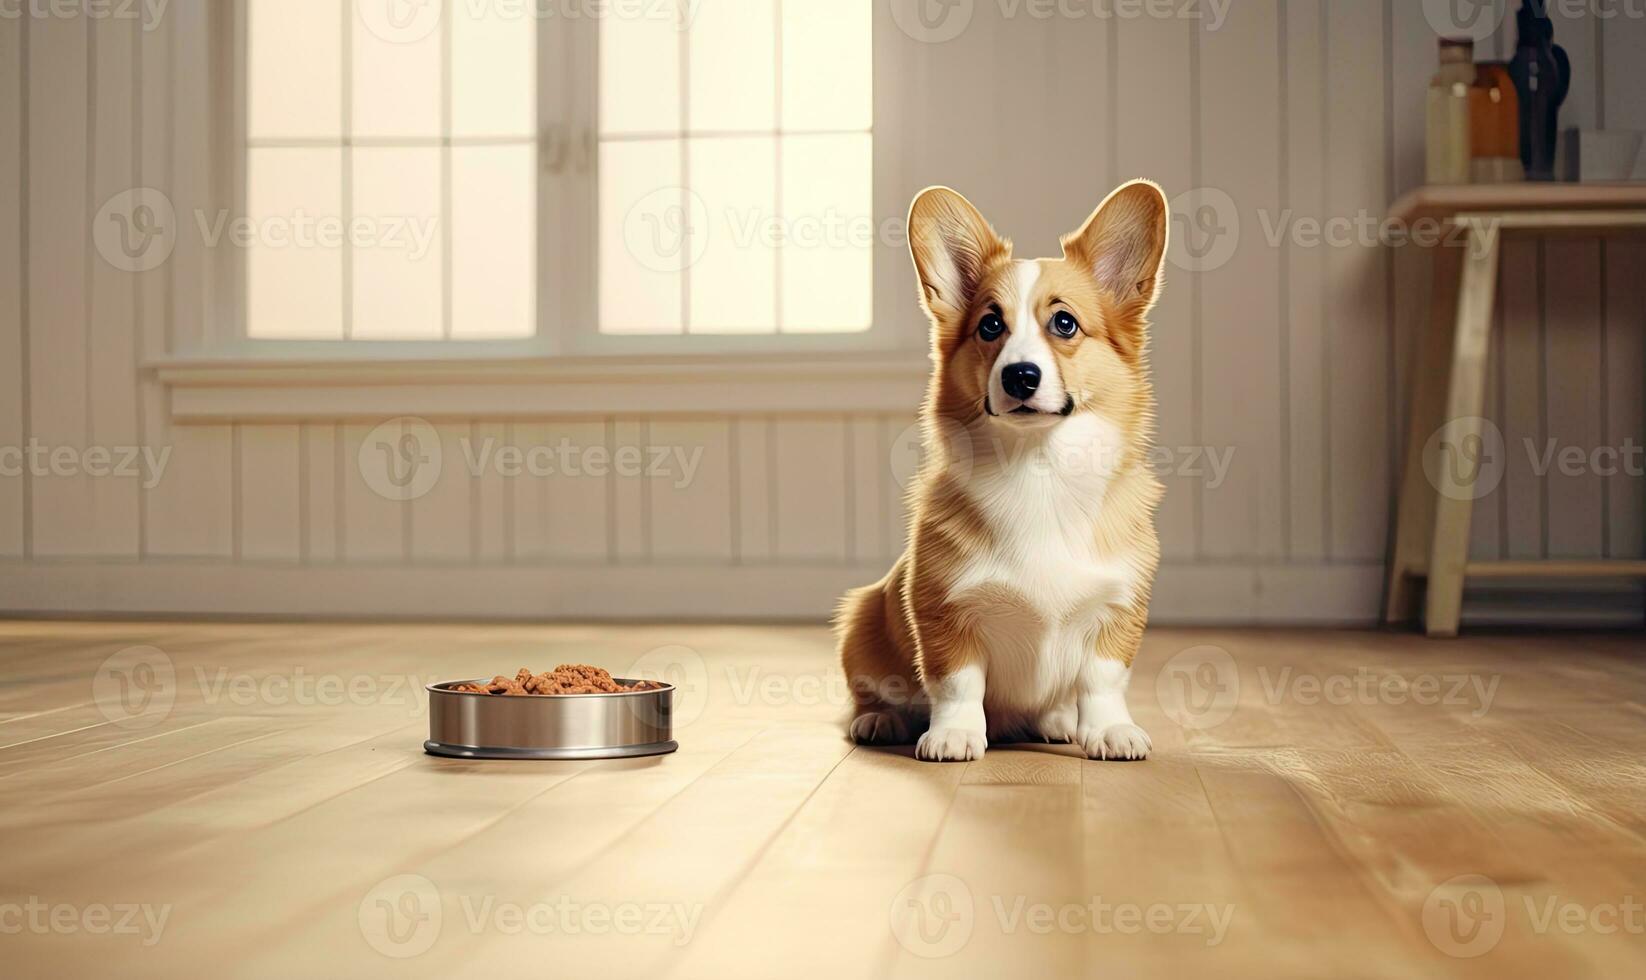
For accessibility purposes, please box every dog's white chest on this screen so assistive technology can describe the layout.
[944,418,1141,707]
[949,479,1137,626]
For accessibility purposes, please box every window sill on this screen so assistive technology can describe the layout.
[151,351,933,422]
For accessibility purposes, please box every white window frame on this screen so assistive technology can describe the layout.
[175,0,918,377]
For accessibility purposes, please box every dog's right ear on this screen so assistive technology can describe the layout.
[907,187,1007,326]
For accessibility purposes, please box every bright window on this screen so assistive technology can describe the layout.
[238,1,872,345]
[597,1,873,335]
[244,0,536,340]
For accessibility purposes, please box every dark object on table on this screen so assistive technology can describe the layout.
[1507,1,1570,181]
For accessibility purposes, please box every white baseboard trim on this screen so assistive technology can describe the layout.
[0,559,1392,624]
[2,560,1637,627]
[154,352,932,421]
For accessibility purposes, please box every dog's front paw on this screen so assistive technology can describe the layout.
[849,711,911,745]
[1079,723,1151,761]
[915,727,987,762]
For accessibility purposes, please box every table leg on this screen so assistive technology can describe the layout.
[1424,222,1501,638]
[1385,245,1465,625]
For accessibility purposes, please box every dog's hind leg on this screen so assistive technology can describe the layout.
[836,561,922,745]
[1033,699,1077,743]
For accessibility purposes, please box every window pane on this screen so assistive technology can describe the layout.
[452,3,535,138]
[780,133,872,333]
[246,148,344,339]
[599,140,687,334]
[782,0,872,132]
[351,8,441,139]
[351,148,442,340]
[248,0,340,140]
[688,0,774,133]
[451,145,536,339]
[689,137,776,333]
[599,2,681,135]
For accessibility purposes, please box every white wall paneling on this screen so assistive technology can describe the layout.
[237,423,300,561]
[1282,0,1329,562]
[1116,4,1197,562]
[1325,0,1392,563]
[1198,2,1283,560]
[26,10,93,557]
[88,10,141,558]
[1,1,1641,625]
[0,11,24,557]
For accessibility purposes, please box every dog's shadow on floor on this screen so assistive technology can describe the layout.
[847,737,1095,763]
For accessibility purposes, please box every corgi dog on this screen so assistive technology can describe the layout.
[836,180,1168,762]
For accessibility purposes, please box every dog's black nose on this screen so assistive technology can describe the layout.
[1001,362,1042,401]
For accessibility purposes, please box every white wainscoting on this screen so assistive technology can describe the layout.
[0,1,1641,624]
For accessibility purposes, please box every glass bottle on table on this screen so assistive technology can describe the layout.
[1426,38,1475,185]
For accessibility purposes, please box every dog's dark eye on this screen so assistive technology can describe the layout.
[1050,310,1080,339]
[978,312,1005,341]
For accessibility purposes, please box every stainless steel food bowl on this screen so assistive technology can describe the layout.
[424,679,677,760]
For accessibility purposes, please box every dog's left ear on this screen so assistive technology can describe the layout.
[1061,179,1170,313]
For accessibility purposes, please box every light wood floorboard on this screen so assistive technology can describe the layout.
[0,622,1642,978]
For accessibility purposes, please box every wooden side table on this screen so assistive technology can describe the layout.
[1384,184,1646,637]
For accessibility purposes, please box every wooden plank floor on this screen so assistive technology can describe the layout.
[1,622,1643,979]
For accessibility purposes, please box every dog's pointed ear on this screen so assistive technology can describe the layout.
[1061,179,1169,311]
[907,187,1008,325]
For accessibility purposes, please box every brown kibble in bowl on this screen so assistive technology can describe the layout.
[453,664,663,696]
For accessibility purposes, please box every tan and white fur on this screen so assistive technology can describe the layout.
[835,181,1168,762]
